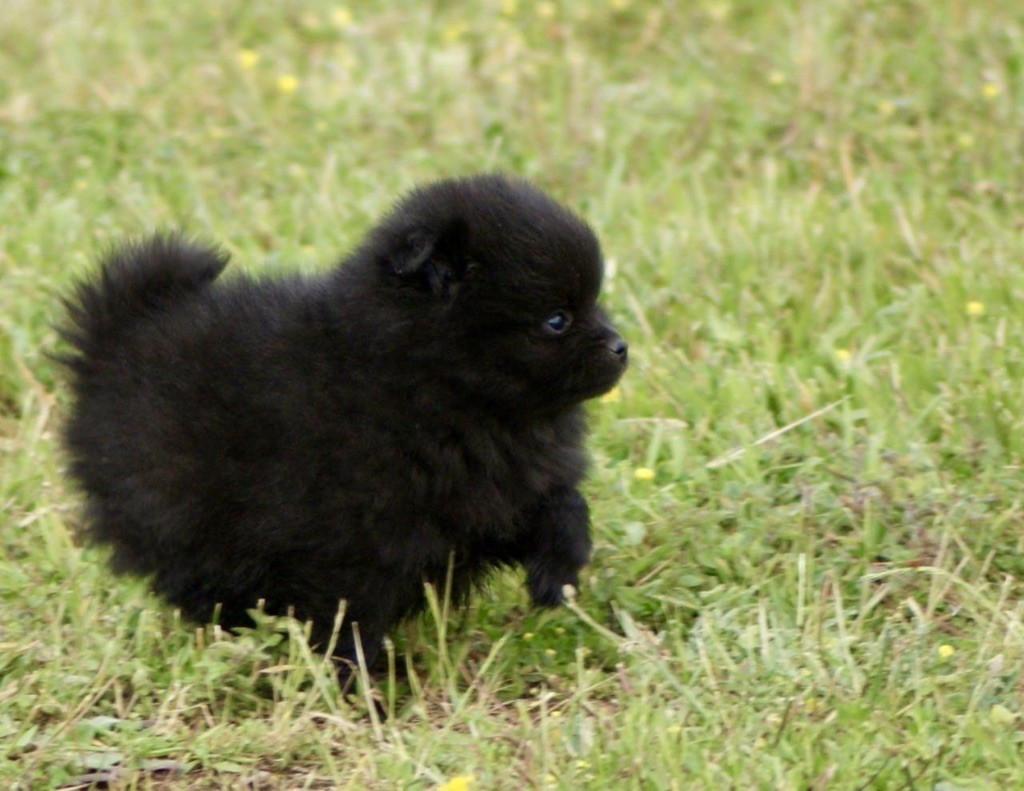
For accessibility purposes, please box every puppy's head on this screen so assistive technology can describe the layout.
[363,174,627,415]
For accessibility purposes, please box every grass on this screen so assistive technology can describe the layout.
[2,0,1024,787]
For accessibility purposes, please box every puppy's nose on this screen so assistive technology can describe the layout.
[607,335,628,362]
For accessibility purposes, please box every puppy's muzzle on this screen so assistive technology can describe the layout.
[607,334,628,364]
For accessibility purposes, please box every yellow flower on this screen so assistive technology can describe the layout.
[610,0,630,9]
[938,644,954,659]
[548,710,562,719]
[706,3,730,22]
[331,7,353,28]
[437,775,475,791]
[835,348,852,363]
[804,696,819,712]
[666,724,682,735]
[442,21,468,42]
[209,127,226,140]
[877,99,895,118]
[600,386,621,404]
[966,300,985,316]
[544,648,556,657]
[990,704,1015,725]
[237,49,260,69]
[501,0,517,15]
[523,632,535,640]
[982,82,1000,99]
[634,467,655,481]
[957,132,975,149]
[576,760,590,769]
[537,2,556,18]
[768,70,786,86]
[277,74,299,94]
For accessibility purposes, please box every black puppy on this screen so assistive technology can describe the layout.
[60,174,627,684]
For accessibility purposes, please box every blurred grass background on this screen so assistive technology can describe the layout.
[2,0,1024,787]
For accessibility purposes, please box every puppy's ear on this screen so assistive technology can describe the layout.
[388,219,469,299]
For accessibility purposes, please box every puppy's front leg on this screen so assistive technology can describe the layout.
[522,488,592,607]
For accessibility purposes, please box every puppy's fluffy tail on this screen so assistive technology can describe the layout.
[59,234,228,374]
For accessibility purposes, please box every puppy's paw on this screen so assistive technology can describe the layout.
[526,561,579,607]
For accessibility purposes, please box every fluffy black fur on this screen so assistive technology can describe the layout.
[60,174,627,683]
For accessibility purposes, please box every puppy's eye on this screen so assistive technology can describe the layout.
[543,311,572,334]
